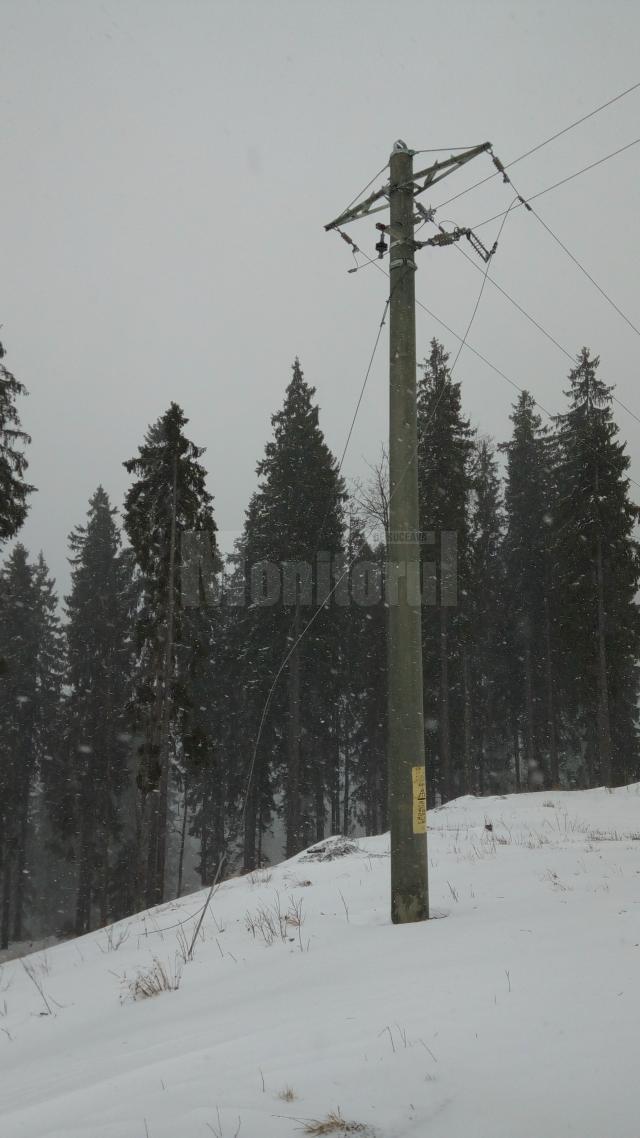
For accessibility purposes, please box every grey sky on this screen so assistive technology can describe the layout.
[3,0,640,594]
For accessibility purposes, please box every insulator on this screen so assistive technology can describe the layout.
[375,235,388,259]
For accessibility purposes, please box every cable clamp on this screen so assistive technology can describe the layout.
[389,258,417,270]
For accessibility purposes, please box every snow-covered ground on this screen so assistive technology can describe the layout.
[2,786,640,1138]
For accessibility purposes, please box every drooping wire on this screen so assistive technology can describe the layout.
[146,290,394,938]
[366,204,516,513]
[408,282,640,495]
[450,199,518,375]
[444,226,640,429]
[479,155,640,350]
[336,296,391,474]
[239,287,394,834]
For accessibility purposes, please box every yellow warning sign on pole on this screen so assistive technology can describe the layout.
[412,765,427,834]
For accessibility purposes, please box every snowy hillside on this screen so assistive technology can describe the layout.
[2,787,640,1138]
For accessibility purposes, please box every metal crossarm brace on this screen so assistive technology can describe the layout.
[324,142,492,232]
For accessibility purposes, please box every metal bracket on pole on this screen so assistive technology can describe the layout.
[324,142,492,233]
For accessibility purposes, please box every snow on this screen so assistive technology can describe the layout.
[2,786,640,1138]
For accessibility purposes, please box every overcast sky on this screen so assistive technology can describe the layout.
[3,0,640,595]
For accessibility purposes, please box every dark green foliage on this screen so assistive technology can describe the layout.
[123,403,220,903]
[466,439,510,793]
[0,341,34,546]
[417,340,475,802]
[500,392,558,789]
[235,360,346,865]
[553,349,640,785]
[0,546,63,947]
[46,488,134,933]
[340,517,387,836]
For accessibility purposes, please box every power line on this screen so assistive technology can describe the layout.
[336,295,391,472]
[450,200,517,374]
[528,207,640,341]
[472,135,640,230]
[441,226,640,429]
[430,77,640,215]
[477,155,640,371]
[410,285,640,494]
[342,162,389,215]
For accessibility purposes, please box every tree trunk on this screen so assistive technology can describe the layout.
[461,644,473,795]
[1,840,11,950]
[99,708,114,927]
[332,707,341,834]
[476,727,485,795]
[75,810,93,936]
[543,582,559,788]
[176,772,189,897]
[242,776,258,873]
[286,601,301,857]
[595,531,612,785]
[523,624,537,790]
[512,709,521,792]
[439,606,452,801]
[150,452,179,905]
[314,755,325,843]
[214,784,226,875]
[342,743,350,836]
[12,786,29,942]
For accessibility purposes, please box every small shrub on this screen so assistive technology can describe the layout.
[128,957,182,1000]
[301,1110,366,1135]
[245,894,305,949]
[21,959,57,1016]
[99,924,131,953]
[278,1086,297,1102]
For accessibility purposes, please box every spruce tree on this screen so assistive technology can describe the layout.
[123,404,219,904]
[417,339,475,802]
[52,488,133,933]
[239,360,345,863]
[501,392,558,789]
[466,439,507,793]
[342,516,387,835]
[553,349,640,786]
[0,340,33,546]
[0,546,63,947]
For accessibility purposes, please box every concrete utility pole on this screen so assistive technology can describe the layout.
[324,138,493,926]
[387,142,428,923]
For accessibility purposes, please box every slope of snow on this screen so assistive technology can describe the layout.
[2,786,640,1138]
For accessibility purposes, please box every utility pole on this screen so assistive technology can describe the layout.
[386,142,428,922]
[325,138,495,925]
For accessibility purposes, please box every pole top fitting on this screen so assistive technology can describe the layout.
[392,139,409,153]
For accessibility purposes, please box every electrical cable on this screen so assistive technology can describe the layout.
[450,200,517,375]
[528,207,640,341]
[441,226,640,429]
[471,135,640,230]
[429,78,640,215]
[474,160,640,412]
[239,284,399,836]
[409,286,640,495]
[342,162,389,215]
[143,290,393,936]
